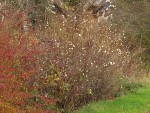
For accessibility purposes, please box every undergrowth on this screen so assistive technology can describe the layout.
[0,1,144,113]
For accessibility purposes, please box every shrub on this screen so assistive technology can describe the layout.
[0,1,143,113]
[114,76,143,97]
[114,0,150,73]
[0,4,56,112]
[35,11,141,112]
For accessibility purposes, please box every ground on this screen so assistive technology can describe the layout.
[78,84,150,113]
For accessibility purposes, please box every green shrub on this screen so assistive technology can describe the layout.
[64,0,80,6]
[114,76,143,97]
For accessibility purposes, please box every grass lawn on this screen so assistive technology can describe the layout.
[77,85,150,113]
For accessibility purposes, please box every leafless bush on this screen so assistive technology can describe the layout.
[33,10,141,112]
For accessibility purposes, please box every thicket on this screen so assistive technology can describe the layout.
[0,0,148,113]
[114,0,150,73]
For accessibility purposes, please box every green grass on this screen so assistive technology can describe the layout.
[78,85,150,113]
